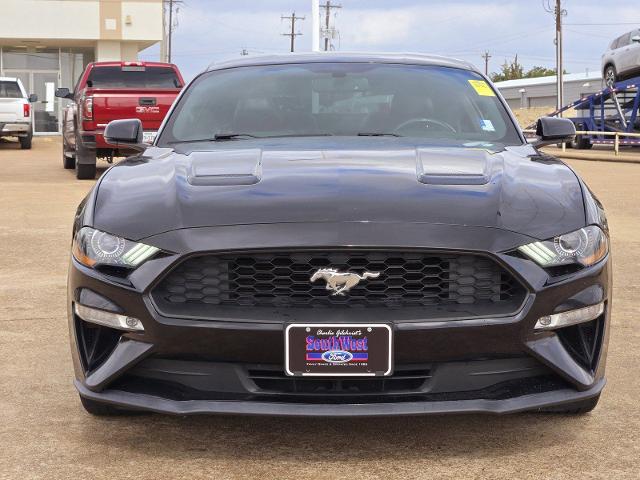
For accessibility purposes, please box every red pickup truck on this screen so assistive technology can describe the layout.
[55,61,184,179]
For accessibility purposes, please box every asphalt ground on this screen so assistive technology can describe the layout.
[0,137,638,479]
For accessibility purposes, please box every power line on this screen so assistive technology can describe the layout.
[281,12,305,53]
[320,1,342,51]
[565,22,640,26]
[448,26,552,54]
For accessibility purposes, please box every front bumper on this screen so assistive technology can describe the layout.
[76,377,605,416]
[67,222,612,415]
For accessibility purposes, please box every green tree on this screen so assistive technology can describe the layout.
[524,66,558,78]
[491,55,567,82]
[491,55,524,82]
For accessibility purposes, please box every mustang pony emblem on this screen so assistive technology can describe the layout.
[310,268,381,296]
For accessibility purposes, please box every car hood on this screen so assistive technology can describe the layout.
[92,138,585,242]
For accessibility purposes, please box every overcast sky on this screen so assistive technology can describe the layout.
[139,0,639,81]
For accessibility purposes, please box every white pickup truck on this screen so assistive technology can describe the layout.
[0,77,37,149]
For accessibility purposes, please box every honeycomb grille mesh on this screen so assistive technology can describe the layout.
[152,251,524,309]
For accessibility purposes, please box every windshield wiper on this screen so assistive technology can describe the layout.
[263,133,334,138]
[357,132,402,137]
[166,134,260,145]
[213,133,260,140]
[166,133,334,145]
[214,133,334,140]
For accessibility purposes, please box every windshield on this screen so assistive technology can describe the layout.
[87,66,182,88]
[158,63,522,145]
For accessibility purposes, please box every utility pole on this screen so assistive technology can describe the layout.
[168,0,173,63]
[320,1,341,51]
[544,0,566,113]
[481,51,491,76]
[555,0,565,113]
[312,0,320,52]
[281,12,305,53]
[163,0,183,63]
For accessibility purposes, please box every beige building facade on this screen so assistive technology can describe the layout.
[0,0,164,134]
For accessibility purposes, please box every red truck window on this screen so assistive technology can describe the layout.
[86,66,182,89]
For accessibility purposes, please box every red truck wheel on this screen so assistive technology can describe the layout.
[74,130,97,179]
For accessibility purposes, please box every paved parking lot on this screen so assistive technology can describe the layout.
[1,137,639,479]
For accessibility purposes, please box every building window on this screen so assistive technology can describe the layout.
[2,48,59,70]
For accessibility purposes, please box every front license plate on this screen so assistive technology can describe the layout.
[142,131,157,144]
[285,324,392,377]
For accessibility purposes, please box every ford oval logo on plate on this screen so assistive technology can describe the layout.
[321,350,354,364]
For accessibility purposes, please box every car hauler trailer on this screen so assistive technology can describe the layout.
[531,76,640,150]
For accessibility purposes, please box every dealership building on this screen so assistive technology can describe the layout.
[494,71,604,111]
[0,0,163,134]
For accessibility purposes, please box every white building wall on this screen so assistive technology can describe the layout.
[0,0,161,57]
[0,0,100,40]
[96,41,122,61]
[122,2,164,41]
[120,43,140,62]
[495,73,603,110]
[0,0,164,134]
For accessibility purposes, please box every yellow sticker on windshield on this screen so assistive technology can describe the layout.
[468,80,496,97]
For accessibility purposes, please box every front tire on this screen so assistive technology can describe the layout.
[62,137,75,169]
[19,133,32,150]
[75,132,96,179]
[539,394,600,414]
[604,65,617,87]
[575,135,593,150]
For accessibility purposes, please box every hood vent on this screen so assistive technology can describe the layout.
[417,148,492,185]
[187,149,262,186]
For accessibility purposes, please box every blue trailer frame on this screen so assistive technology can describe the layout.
[540,76,640,148]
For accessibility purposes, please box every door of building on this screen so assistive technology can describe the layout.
[32,72,59,134]
[3,69,60,134]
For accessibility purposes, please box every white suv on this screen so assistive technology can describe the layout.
[602,29,640,87]
[0,77,37,149]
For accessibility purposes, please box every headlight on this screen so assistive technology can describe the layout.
[517,225,608,268]
[72,227,160,269]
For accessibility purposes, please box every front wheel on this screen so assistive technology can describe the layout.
[75,132,96,179]
[604,65,617,87]
[63,153,76,169]
[62,137,75,169]
[575,135,593,150]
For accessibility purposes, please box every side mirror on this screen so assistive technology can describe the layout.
[54,87,74,100]
[632,35,640,44]
[530,117,576,147]
[28,94,38,103]
[104,119,147,152]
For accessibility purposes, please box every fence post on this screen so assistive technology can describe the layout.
[614,133,619,156]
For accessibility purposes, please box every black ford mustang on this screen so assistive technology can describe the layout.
[68,53,611,416]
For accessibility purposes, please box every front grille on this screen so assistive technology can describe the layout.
[152,250,525,310]
[247,366,432,394]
